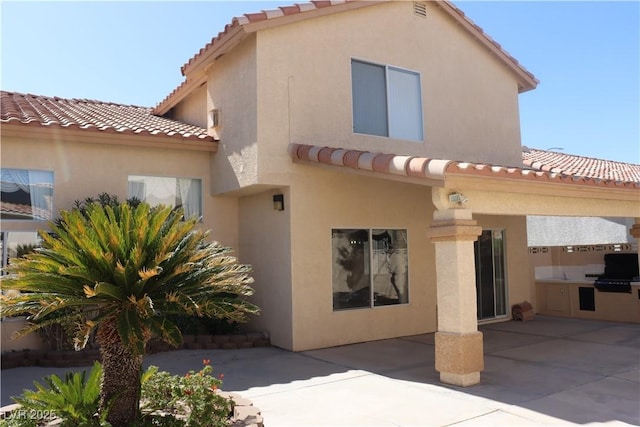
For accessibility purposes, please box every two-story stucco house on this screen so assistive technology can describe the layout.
[2,1,639,387]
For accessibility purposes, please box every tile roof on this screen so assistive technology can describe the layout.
[1,91,215,143]
[179,1,361,77]
[0,201,52,220]
[289,143,640,190]
[435,1,538,89]
[522,147,640,184]
[156,0,538,113]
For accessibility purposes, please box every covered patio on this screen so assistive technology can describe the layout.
[2,316,638,425]
[289,143,640,387]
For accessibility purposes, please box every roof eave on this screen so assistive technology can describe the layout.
[289,143,640,198]
[444,170,640,201]
[1,123,219,153]
[157,1,384,113]
[154,25,247,115]
[182,1,381,79]
[436,1,539,93]
[181,23,247,79]
[153,75,207,116]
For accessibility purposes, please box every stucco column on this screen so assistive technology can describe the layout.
[427,208,484,386]
[630,219,640,277]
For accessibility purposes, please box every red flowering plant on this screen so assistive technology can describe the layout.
[140,359,232,427]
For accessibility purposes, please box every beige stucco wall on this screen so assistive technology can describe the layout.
[206,36,259,195]
[0,135,239,251]
[1,317,45,352]
[238,189,293,349]
[189,1,526,196]
[168,84,208,129]
[287,168,437,351]
[241,168,532,351]
[253,0,524,191]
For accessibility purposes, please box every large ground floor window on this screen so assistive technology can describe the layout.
[1,169,54,220]
[127,175,202,220]
[332,228,409,310]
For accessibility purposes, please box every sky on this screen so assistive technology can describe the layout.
[1,1,638,164]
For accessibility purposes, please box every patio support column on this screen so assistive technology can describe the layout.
[427,207,483,386]
[630,219,640,273]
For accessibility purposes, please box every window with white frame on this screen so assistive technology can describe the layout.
[332,228,409,310]
[1,231,43,279]
[0,168,54,220]
[127,176,202,219]
[351,59,424,141]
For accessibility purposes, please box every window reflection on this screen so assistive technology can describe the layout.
[1,231,42,282]
[332,228,409,310]
[128,176,202,219]
[1,169,54,220]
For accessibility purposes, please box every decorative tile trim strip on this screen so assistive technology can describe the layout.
[562,244,635,253]
[289,143,640,189]
[529,247,549,254]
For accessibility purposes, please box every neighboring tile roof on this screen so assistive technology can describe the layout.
[157,0,538,113]
[289,143,640,189]
[1,91,215,143]
[0,201,52,220]
[522,147,640,184]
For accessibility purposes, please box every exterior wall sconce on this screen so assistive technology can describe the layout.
[209,109,220,128]
[448,192,468,205]
[273,194,284,211]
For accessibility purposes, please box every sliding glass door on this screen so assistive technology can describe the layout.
[474,229,507,320]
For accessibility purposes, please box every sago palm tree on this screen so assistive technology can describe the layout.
[1,202,259,426]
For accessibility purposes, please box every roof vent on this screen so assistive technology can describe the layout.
[413,1,427,18]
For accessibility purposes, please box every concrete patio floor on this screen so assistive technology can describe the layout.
[1,315,639,426]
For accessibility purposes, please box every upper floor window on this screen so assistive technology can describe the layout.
[127,176,202,220]
[0,168,54,220]
[351,59,424,142]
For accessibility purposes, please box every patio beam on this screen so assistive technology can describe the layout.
[440,187,639,217]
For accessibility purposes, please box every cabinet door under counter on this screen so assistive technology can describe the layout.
[536,280,640,323]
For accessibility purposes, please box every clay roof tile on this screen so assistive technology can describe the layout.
[288,143,640,190]
[1,91,215,144]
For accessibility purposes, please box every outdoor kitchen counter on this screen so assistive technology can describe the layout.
[536,280,640,323]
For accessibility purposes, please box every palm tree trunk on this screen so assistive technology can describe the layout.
[97,321,143,426]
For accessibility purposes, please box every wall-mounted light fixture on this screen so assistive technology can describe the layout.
[209,109,220,128]
[448,192,468,205]
[273,194,284,211]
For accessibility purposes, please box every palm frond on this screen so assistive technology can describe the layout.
[0,200,259,358]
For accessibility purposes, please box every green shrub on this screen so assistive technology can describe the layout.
[140,361,232,427]
[3,361,233,427]
[5,361,106,427]
[166,314,239,336]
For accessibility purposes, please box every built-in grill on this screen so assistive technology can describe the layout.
[594,253,639,293]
